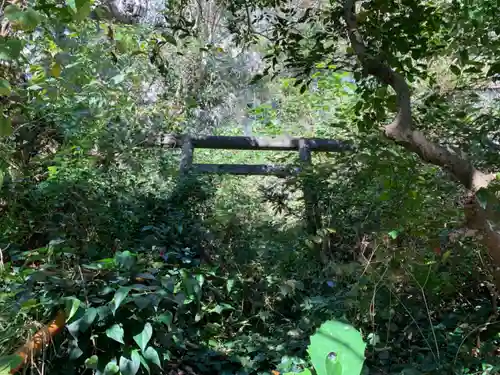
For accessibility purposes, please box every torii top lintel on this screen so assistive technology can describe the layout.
[148,134,353,152]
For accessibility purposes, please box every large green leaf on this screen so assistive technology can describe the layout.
[106,323,125,344]
[65,297,81,322]
[103,361,120,375]
[85,355,99,369]
[4,5,23,22]
[119,350,141,375]
[307,320,366,375]
[143,347,161,367]
[133,322,152,352]
[111,286,131,314]
[67,307,97,336]
[115,251,136,270]
[156,311,173,328]
[20,8,41,31]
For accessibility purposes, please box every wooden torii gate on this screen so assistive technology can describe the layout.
[146,134,352,234]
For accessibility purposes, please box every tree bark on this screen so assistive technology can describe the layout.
[343,0,500,287]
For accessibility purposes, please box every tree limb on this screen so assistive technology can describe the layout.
[342,0,495,191]
[342,0,500,286]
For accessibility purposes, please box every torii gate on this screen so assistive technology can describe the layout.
[146,134,352,234]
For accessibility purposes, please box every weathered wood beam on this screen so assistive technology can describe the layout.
[179,136,194,176]
[192,164,299,177]
[299,139,321,235]
[147,134,352,152]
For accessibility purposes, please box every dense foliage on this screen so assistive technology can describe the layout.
[2,0,500,374]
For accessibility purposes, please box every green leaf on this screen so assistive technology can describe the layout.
[20,8,41,31]
[74,0,91,20]
[85,355,99,369]
[0,80,11,96]
[0,116,12,137]
[66,0,77,11]
[106,323,125,344]
[111,286,131,314]
[476,188,489,210]
[226,279,235,293]
[119,350,141,375]
[138,354,150,374]
[284,370,312,375]
[307,320,366,375]
[80,307,97,331]
[144,347,161,367]
[156,311,173,328]
[103,361,120,375]
[69,345,83,360]
[65,297,81,322]
[450,65,461,76]
[387,230,399,239]
[325,352,342,375]
[0,38,23,61]
[4,5,23,22]
[0,355,23,375]
[115,250,136,270]
[133,322,153,352]
[67,307,97,337]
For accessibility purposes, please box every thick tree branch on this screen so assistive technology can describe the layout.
[342,0,494,191]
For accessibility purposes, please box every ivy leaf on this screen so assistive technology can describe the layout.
[138,354,150,374]
[103,361,120,375]
[85,355,99,369]
[0,80,11,96]
[156,312,173,328]
[106,323,125,344]
[119,350,141,375]
[115,250,136,269]
[226,279,235,293]
[388,230,399,239]
[111,286,131,314]
[476,188,489,209]
[80,307,97,331]
[64,297,81,322]
[67,307,97,337]
[133,322,152,352]
[144,347,161,368]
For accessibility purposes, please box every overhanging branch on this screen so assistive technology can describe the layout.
[342,0,494,191]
